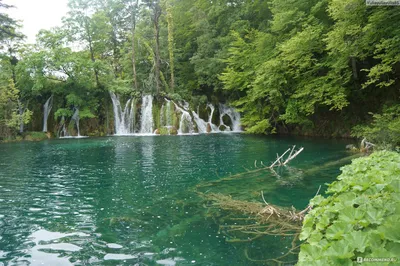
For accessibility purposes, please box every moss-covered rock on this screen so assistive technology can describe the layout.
[169,126,178,135]
[206,123,212,133]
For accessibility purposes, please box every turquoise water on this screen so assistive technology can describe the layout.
[0,134,353,265]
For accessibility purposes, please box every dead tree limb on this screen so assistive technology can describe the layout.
[269,148,291,168]
[269,146,304,168]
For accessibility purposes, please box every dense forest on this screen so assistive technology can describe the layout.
[0,0,399,145]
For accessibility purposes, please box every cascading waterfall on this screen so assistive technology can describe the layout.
[160,104,165,127]
[106,94,241,136]
[42,95,53,132]
[173,101,194,134]
[207,104,220,132]
[165,100,173,127]
[192,111,208,133]
[59,116,68,137]
[192,104,220,133]
[219,104,242,132]
[140,95,154,134]
[71,107,81,136]
[110,92,136,135]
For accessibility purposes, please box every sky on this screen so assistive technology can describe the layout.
[3,0,69,43]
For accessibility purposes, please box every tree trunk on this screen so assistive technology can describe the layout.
[85,20,100,87]
[351,56,358,80]
[153,7,162,94]
[132,0,139,90]
[18,100,24,133]
[166,2,175,92]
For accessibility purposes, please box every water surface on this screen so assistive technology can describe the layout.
[0,134,352,265]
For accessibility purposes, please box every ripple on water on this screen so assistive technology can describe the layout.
[103,253,138,260]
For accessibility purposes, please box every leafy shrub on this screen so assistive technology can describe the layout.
[352,105,400,149]
[23,131,49,141]
[298,151,400,266]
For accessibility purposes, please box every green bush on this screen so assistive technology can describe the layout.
[23,131,49,141]
[352,105,400,150]
[298,151,400,266]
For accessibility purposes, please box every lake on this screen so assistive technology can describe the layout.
[0,134,353,265]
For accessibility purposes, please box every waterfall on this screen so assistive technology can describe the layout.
[165,100,173,127]
[207,104,220,132]
[140,95,154,134]
[43,95,53,132]
[173,101,194,134]
[71,107,81,136]
[110,92,136,135]
[219,104,242,132]
[192,111,208,133]
[160,104,165,127]
[60,116,68,137]
[108,94,241,136]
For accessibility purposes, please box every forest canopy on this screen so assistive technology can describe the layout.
[0,0,399,145]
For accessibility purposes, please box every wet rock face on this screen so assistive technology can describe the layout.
[206,123,212,133]
[219,125,229,131]
[155,126,178,135]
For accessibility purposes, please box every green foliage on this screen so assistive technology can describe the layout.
[54,108,73,120]
[7,107,32,130]
[298,151,400,265]
[158,127,169,135]
[1,0,399,139]
[22,131,49,141]
[352,105,400,149]
[0,78,19,131]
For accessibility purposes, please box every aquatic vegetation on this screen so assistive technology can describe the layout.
[298,151,400,265]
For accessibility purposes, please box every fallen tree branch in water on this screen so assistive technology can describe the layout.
[269,148,291,167]
[199,192,305,264]
[283,147,304,165]
[268,145,304,168]
[361,138,375,152]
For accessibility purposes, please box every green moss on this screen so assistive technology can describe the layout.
[159,127,169,135]
[23,131,49,141]
[0,131,49,143]
[152,101,161,130]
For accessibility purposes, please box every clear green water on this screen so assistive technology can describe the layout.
[0,134,353,265]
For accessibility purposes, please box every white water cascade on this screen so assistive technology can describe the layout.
[71,107,81,136]
[59,116,69,137]
[42,95,53,132]
[219,104,242,132]
[165,100,173,127]
[140,95,154,134]
[108,93,241,136]
[173,101,194,134]
[206,104,220,132]
[110,92,136,135]
[192,111,208,133]
[193,103,232,133]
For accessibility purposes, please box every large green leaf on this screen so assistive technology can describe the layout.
[325,221,352,240]
[347,230,369,253]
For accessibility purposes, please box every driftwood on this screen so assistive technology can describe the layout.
[269,145,304,168]
[361,138,375,152]
[253,145,304,169]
